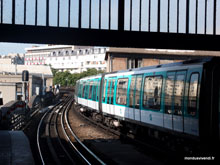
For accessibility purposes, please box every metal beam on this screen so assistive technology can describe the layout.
[0,24,219,51]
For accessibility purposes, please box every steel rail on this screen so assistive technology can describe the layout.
[62,100,106,165]
[37,105,52,165]
[37,101,62,165]
[52,97,75,164]
[45,103,63,165]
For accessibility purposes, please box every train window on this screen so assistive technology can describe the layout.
[143,76,162,110]
[85,83,89,99]
[78,83,82,97]
[110,80,116,104]
[92,81,97,101]
[102,80,107,102]
[165,75,175,114]
[129,77,136,108]
[77,83,80,97]
[76,82,79,96]
[107,81,111,104]
[134,75,143,109]
[82,83,86,98]
[173,74,185,116]
[80,83,84,97]
[88,81,93,99]
[188,73,199,116]
[116,78,129,105]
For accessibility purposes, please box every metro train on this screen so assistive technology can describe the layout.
[74,57,220,150]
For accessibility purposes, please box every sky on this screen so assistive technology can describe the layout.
[0,0,220,54]
[0,43,45,55]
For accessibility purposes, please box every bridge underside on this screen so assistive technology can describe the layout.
[0,24,219,51]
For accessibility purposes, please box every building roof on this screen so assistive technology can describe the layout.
[25,45,74,52]
[25,45,93,52]
[105,47,220,60]
[0,64,53,77]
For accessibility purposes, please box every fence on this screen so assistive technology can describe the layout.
[0,0,219,35]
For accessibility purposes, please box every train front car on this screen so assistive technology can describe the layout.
[102,60,203,141]
[75,58,220,155]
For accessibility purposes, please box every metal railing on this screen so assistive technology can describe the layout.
[0,0,219,35]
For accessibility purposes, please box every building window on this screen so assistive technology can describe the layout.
[127,58,142,69]
[66,51,69,55]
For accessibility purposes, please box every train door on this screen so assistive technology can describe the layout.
[85,81,90,107]
[128,75,136,120]
[164,72,175,130]
[184,72,200,136]
[173,71,186,132]
[106,79,111,114]
[97,79,101,112]
[102,79,107,113]
[133,75,143,121]
[88,81,93,108]
[107,78,116,115]
[164,71,186,132]
[91,79,98,110]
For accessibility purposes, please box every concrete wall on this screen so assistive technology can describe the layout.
[0,74,52,105]
[142,59,160,67]
[0,75,34,101]
[0,84,16,105]
[0,58,11,65]
[112,57,127,72]
[106,54,183,72]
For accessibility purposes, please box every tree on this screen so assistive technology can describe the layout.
[53,68,105,87]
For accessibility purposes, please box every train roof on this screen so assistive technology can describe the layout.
[78,57,214,81]
[78,74,102,81]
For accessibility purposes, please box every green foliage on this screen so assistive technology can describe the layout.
[53,68,104,86]
[51,68,58,76]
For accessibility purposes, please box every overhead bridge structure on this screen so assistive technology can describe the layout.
[0,0,220,51]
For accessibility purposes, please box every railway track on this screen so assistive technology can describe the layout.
[37,96,105,165]
[73,103,179,163]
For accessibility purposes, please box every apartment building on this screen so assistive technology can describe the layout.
[25,45,107,73]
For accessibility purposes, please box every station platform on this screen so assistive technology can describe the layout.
[0,131,34,165]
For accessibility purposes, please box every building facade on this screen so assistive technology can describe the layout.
[0,75,44,106]
[0,64,53,105]
[25,45,107,73]
[105,48,217,72]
